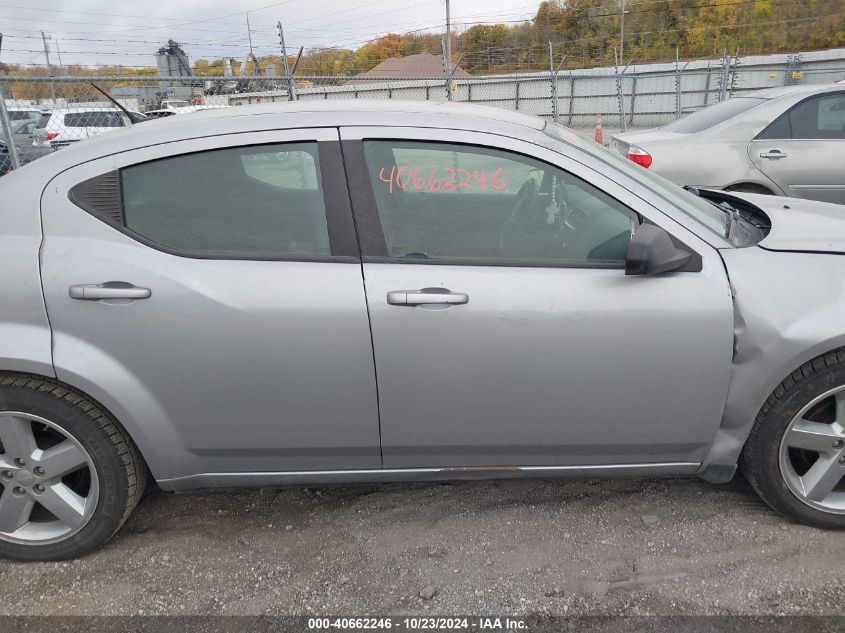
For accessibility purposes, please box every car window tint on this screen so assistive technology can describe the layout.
[757,110,791,140]
[64,112,125,128]
[8,111,38,121]
[661,97,767,134]
[120,143,331,258]
[363,140,638,264]
[15,121,36,134]
[787,94,845,139]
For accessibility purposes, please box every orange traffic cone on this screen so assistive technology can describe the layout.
[594,113,603,145]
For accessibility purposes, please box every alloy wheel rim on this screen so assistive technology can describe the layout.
[779,386,845,514]
[0,412,99,545]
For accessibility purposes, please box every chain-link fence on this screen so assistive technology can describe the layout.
[2,49,844,174]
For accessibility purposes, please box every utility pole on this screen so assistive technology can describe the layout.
[445,0,452,94]
[619,0,626,63]
[41,31,52,73]
[55,39,63,71]
[445,0,451,70]
[277,21,295,101]
[41,31,56,100]
[246,13,254,65]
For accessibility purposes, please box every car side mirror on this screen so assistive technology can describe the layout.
[625,223,692,276]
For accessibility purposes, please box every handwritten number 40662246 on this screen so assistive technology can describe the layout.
[378,165,506,194]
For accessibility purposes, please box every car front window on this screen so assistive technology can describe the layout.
[360,139,639,265]
[543,122,728,238]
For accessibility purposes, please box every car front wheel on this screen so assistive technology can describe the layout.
[742,352,845,529]
[0,374,146,561]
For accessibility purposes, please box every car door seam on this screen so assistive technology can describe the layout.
[37,186,59,379]
[338,131,385,467]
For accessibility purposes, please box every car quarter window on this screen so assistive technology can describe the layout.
[118,142,332,258]
[361,140,639,265]
[759,93,845,140]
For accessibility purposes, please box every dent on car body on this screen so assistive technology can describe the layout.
[701,245,845,481]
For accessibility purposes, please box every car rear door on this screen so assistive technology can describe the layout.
[749,91,845,204]
[39,128,381,484]
[341,125,734,471]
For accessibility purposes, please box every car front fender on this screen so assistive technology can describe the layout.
[701,246,845,481]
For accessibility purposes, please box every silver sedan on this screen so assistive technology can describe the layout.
[1,101,845,561]
[613,84,845,204]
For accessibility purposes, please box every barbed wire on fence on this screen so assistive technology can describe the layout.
[2,52,844,171]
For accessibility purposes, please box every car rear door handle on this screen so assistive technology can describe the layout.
[760,149,787,159]
[387,288,469,306]
[68,283,151,301]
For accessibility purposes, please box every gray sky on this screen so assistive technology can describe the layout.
[0,0,540,68]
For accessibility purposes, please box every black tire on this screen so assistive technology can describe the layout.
[0,373,146,560]
[741,351,845,530]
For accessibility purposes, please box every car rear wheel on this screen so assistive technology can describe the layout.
[742,352,845,529]
[0,374,146,560]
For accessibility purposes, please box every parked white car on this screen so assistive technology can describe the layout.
[6,108,43,124]
[32,108,131,149]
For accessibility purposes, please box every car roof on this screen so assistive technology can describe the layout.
[28,100,548,172]
[745,83,845,99]
[159,100,544,129]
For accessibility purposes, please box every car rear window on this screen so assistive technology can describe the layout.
[63,112,125,128]
[661,97,767,133]
[35,113,52,129]
[119,143,330,257]
[8,110,39,121]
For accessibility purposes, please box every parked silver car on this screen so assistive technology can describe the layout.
[2,101,845,561]
[613,84,845,204]
[0,132,53,176]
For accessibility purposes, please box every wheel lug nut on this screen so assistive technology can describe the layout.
[834,440,844,448]
[33,466,45,476]
[13,458,25,467]
[13,486,25,495]
[1,471,12,479]
[839,456,845,464]
[33,484,45,493]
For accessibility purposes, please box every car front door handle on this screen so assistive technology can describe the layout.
[760,149,787,159]
[387,288,469,306]
[68,283,152,301]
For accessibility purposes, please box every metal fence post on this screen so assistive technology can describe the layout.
[277,21,298,101]
[629,74,637,126]
[674,48,690,119]
[0,83,21,172]
[614,49,631,132]
[728,49,740,98]
[549,42,558,122]
[548,42,566,123]
[718,49,729,102]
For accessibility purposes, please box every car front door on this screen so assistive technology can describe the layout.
[39,128,381,484]
[341,126,734,471]
[749,91,845,204]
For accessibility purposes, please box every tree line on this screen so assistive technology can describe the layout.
[1,0,844,82]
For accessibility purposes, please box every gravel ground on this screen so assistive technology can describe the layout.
[1,475,844,617]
